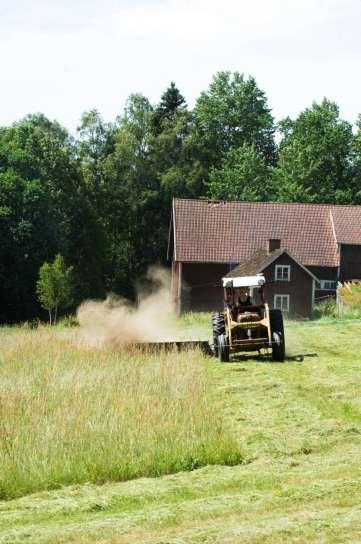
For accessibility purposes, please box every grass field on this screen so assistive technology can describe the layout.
[0,326,239,500]
[1,317,361,542]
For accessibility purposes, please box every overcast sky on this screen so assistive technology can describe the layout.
[1,0,361,133]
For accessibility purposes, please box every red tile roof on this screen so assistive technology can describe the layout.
[224,249,319,282]
[225,249,284,277]
[172,199,361,267]
[331,206,361,245]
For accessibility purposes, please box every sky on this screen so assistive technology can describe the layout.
[1,0,361,134]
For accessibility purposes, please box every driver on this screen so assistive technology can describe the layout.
[238,288,251,307]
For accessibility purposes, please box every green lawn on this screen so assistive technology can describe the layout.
[1,318,361,543]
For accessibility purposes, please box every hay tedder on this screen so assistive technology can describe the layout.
[212,274,285,362]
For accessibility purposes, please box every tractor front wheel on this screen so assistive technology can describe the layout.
[270,309,285,362]
[218,334,230,362]
[212,312,225,357]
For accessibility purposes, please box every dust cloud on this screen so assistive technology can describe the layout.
[76,266,201,349]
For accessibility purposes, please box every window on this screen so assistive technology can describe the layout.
[274,294,290,312]
[320,280,336,290]
[275,264,290,281]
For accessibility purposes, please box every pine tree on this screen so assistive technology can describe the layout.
[152,82,186,135]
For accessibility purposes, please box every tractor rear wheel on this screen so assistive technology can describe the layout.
[212,312,225,357]
[270,309,285,362]
[218,334,230,362]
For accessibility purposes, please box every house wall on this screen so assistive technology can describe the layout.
[172,257,314,316]
[308,266,338,280]
[340,244,361,280]
[171,260,180,310]
[308,265,338,302]
[173,262,230,312]
[262,253,313,317]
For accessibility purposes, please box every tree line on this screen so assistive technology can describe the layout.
[1,71,361,323]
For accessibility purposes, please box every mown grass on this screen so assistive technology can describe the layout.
[0,327,240,500]
[1,318,361,543]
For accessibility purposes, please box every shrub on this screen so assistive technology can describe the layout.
[313,298,338,319]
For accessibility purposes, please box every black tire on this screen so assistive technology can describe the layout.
[218,334,230,362]
[212,312,225,357]
[270,309,285,362]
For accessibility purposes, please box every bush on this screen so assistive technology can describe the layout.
[313,298,338,319]
[58,314,79,328]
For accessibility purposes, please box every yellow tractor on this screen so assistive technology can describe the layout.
[212,274,285,362]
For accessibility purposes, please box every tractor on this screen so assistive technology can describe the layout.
[212,274,285,362]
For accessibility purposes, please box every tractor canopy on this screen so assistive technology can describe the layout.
[222,274,266,288]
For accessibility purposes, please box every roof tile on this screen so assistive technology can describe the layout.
[172,199,361,267]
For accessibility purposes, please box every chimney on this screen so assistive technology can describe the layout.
[268,239,281,253]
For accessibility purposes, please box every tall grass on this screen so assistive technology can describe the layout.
[339,282,361,309]
[313,283,361,320]
[0,328,240,499]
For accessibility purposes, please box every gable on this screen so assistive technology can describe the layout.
[261,251,319,283]
[226,249,319,283]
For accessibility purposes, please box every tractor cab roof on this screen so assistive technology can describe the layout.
[222,274,265,288]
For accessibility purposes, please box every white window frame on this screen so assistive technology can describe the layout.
[319,279,337,290]
[274,294,290,312]
[275,264,290,282]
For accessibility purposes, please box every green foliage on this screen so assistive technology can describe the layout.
[152,81,186,135]
[313,298,338,319]
[0,114,106,322]
[0,170,61,322]
[1,75,361,324]
[194,71,276,170]
[58,314,79,328]
[353,114,361,192]
[274,99,356,203]
[36,255,74,324]
[206,143,272,201]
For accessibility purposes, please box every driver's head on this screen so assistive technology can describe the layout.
[239,288,249,303]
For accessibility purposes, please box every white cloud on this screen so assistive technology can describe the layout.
[1,0,360,132]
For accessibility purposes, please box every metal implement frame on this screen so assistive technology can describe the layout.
[225,302,273,354]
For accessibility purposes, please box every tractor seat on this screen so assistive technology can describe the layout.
[237,311,261,323]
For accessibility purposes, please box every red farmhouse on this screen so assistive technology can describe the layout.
[168,198,361,317]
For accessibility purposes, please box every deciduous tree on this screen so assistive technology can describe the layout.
[206,144,272,201]
[193,71,276,172]
[36,254,74,324]
[274,100,355,203]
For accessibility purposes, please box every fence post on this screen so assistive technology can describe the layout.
[336,282,343,316]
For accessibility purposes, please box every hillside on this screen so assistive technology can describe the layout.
[1,318,361,543]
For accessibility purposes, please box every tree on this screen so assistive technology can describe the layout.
[0,169,62,323]
[36,255,73,324]
[353,114,361,203]
[152,82,186,135]
[193,71,276,172]
[274,99,355,203]
[0,113,107,319]
[99,94,157,294]
[206,144,272,201]
[77,109,115,192]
